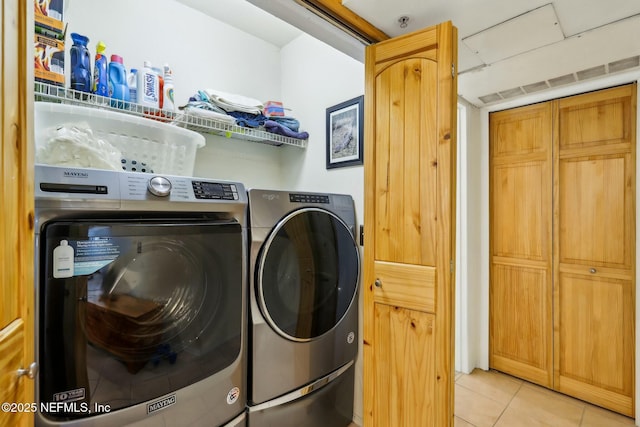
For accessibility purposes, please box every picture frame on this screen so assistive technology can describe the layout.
[326,95,364,169]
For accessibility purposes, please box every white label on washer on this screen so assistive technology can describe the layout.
[226,387,240,405]
[347,331,355,344]
[72,237,121,276]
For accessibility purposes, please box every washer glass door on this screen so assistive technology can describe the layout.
[257,208,359,341]
[38,219,243,420]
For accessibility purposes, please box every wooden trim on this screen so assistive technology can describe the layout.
[296,0,389,43]
[434,21,457,427]
[0,0,35,425]
[362,39,377,427]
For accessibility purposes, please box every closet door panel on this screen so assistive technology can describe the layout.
[490,264,550,385]
[559,155,630,268]
[489,102,553,387]
[557,274,634,415]
[554,84,635,417]
[558,85,633,151]
[492,161,548,261]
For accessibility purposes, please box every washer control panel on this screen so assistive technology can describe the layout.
[35,165,244,207]
[192,181,239,200]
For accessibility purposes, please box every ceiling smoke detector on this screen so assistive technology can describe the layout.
[398,16,410,28]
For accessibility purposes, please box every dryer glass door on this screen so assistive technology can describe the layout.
[257,208,359,341]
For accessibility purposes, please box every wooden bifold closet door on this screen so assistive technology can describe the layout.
[489,84,636,417]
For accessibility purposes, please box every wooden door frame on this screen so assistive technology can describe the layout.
[1,0,35,426]
[476,74,640,422]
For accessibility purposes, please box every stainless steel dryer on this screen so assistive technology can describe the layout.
[247,189,359,427]
[35,164,248,427]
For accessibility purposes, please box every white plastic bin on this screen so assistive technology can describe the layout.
[34,102,205,176]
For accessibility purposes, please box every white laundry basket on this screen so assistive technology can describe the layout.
[34,102,205,176]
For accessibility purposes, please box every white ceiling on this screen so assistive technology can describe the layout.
[174,0,640,107]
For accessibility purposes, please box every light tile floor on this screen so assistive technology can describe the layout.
[455,369,636,427]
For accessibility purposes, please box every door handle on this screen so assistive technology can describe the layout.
[16,362,38,380]
[589,268,597,274]
[374,278,382,288]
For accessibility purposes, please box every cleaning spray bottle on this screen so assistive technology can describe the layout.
[92,41,108,97]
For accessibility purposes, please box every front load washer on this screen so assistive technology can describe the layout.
[35,164,247,427]
[247,189,359,427]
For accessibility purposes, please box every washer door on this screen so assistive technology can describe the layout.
[257,208,359,341]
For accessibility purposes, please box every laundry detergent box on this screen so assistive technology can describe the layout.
[34,32,65,87]
[34,0,65,36]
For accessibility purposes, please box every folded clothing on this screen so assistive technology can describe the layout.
[264,120,309,140]
[228,111,267,128]
[204,89,264,115]
[183,106,236,124]
[270,116,300,132]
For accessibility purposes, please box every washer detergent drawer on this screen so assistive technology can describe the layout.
[38,219,243,422]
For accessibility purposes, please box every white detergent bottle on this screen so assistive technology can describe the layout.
[53,240,74,279]
[128,68,138,108]
[137,61,159,109]
[163,63,176,112]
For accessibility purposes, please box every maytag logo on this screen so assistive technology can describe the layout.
[262,193,279,201]
[147,394,176,414]
[63,171,89,178]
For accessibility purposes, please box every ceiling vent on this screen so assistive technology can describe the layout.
[478,93,503,104]
[476,54,640,105]
[522,81,550,93]
[548,73,576,87]
[499,87,525,99]
[577,65,606,81]
[609,55,640,73]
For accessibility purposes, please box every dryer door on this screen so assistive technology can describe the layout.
[257,208,359,341]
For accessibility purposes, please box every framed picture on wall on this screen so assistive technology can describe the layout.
[326,95,364,169]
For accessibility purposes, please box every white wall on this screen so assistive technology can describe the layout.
[65,0,285,188]
[279,34,365,222]
[456,98,482,374]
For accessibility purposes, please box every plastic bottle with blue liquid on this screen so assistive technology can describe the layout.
[92,41,108,97]
[70,33,91,94]
[108,54,130,108]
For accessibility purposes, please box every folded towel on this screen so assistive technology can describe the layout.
[184,106,236,124]
[204,89,264,115]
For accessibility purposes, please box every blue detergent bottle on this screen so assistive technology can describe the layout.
[70,33,91,93]
[92,41,108,97]
[108,54,130,108]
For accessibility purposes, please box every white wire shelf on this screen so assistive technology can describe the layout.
[34,82,308,148]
